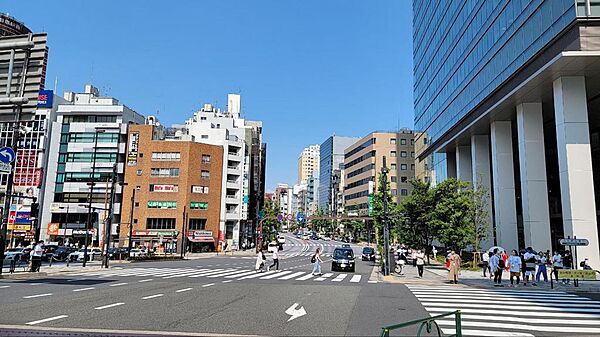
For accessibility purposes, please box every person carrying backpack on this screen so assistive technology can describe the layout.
[311,248,323,276]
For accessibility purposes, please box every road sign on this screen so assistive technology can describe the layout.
[276,214,284,222]
[297,213,305,223]
[0,147,15,163]
[286,214,293,221]
[0,162,10,174]
[559,238,589,246]
[558,269,596,280]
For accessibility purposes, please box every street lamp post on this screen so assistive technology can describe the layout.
[83,130,104,267]
[127,186,138,258]
[102,163,117,268]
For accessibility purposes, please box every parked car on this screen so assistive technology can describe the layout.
[361,247,376,261]
[277,235,286,244]
[42,245,59,261]
[3,247,30,263]
[129,248,145,257]
[51,246,77,261]
[332,247,355,272]
[69,248,102,262]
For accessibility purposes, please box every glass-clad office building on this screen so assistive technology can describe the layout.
[413,0,600,269]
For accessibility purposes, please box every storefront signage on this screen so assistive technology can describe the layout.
[127,132,140,166]
[47,223,60,235]
[133,230,178,237]
[559,238,589,246]
[7,224,30,231]
[190,230,212,238]
[72,228,96,237]
[152,184,178,192]
[191,186,209,194]
[14,211,31,225]
[37,90,53,108]
[558,269,596,280]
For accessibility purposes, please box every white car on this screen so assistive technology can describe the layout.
[267,242,278,253]
[277,235,286,244]
[129,248,145,257]
[69,248,102,262]
[322,236,331,241]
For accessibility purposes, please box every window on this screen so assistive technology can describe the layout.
[202,155,211,164]
[137,169,143,176]
[147,201,177,209]
[423,137,428,144]
[189,219,206,230]
[146,218,176,230]
[64,132,119,143]
[191,202,208,210]
[200,117,207,121]
[391,176,397,183]
[400,151,407,158]
[201,135,208,139]
[391,189,397,195]
[401,139,407,145]
[411,152,415,158]
[63,115,118,123]
[151,152,181,161]
[400,189,408,196]
[225,222,235,239]
[61,153,117,163]
[411,139,414,145]
[390,164,397,170]
[401,164,407,171]
[401,176,408,183]
[390,138,397,145]
[411,164,415,170]
[150,168,179,177]
[390,151,397,157]
[201,170,210,179]
[134,202,139,207]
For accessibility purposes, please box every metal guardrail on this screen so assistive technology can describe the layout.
[380,310,462,337]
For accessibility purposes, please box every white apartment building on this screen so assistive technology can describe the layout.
[297,144,319,185]
[39,84,145,246]
[185,94,262,249]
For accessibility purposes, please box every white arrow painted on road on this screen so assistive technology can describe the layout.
[285,303,307,322]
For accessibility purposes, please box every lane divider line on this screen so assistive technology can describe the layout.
[95,302,125,310]
[25,315,68,325]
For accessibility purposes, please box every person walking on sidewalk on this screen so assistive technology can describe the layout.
[268,249,279,271]
[481,251,490,277]
[447,250,461,284]
[311,248,323,276]
[507,249,522,287]
[536,251,548,283]
[415,249,425,278]
[490,248,504,287]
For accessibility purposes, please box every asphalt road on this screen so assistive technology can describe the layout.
[0,235,426,336]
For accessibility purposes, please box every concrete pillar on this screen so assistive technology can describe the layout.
[446,151,457,179]
[490,121,519,251]
[471,135,494,250]
[516,103,552,252]
[456,146,472,183]
[553,76,600,269]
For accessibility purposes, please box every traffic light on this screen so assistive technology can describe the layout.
[30,202,39,218]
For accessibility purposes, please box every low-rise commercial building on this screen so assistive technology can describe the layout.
[119,123,223,253]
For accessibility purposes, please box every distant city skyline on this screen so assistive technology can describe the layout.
[3,0,414,191]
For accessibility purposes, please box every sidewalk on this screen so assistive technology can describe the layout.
[0,262,114,280]
[184,250,257,259]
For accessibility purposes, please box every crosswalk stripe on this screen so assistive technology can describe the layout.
[315,273,333,281]
[207,269,247,278]
[436,319,600,334]
[350,275,362,283]
[407,286,577,297]
[278,272,305,280]
[459,313,600,326]
[425,307,600,319]
[440,328,534,337]
[238,270,276,280]
[163,269,210,279]
[260,271,293,279]
[296,273,316,281]
[411,293,589,301]
[418,297,600,307]
[332,274,347,282]
[189,269,227,278]
[423,301,600,313]
[225,270,259,278]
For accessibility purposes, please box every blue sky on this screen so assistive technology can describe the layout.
[4,0,414,191]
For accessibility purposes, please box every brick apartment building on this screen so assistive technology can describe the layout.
[119,124,224,253]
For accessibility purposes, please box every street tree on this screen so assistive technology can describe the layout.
[430,178,475,251]
[397,179,436,254]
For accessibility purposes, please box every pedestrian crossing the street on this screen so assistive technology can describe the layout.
[74,267,368,285]
[407,285,600,336]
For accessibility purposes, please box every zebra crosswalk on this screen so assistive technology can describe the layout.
[75,267,369,285]
[407,285,600,336]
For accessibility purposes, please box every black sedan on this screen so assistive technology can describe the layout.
[361,247,376,261]
[331,247,355,272]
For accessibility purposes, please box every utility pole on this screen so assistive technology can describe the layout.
[381,156,390,276]
[102,163,117,268]
[181,205,187,258]
[127,186,137,258]
[83,130,103,267]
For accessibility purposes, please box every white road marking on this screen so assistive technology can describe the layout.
[225,270,257,278]
[176,288,193,293]
[222,280,233,283]
[25,315,68,325]
[368,280,377,283]
[285,303,307,322]
[440,328,533,337]
[142,294,164,300]
[0,285,10,289]
[207,269,247,278]
[95,302,125,310]
[278,272,305,280]
[189,269,228,278]
[314,273,333,281]
[332,273,347,282]
[23,293,52,299]
[202,283,215,287]
[109,282,128,287]
[436,319,600,334]
[261,270,293,279]
[350,275,362,283]
[72,287,95,292]
[138,279,153,283]
[238,270,276,280]
[296,273,316,281]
